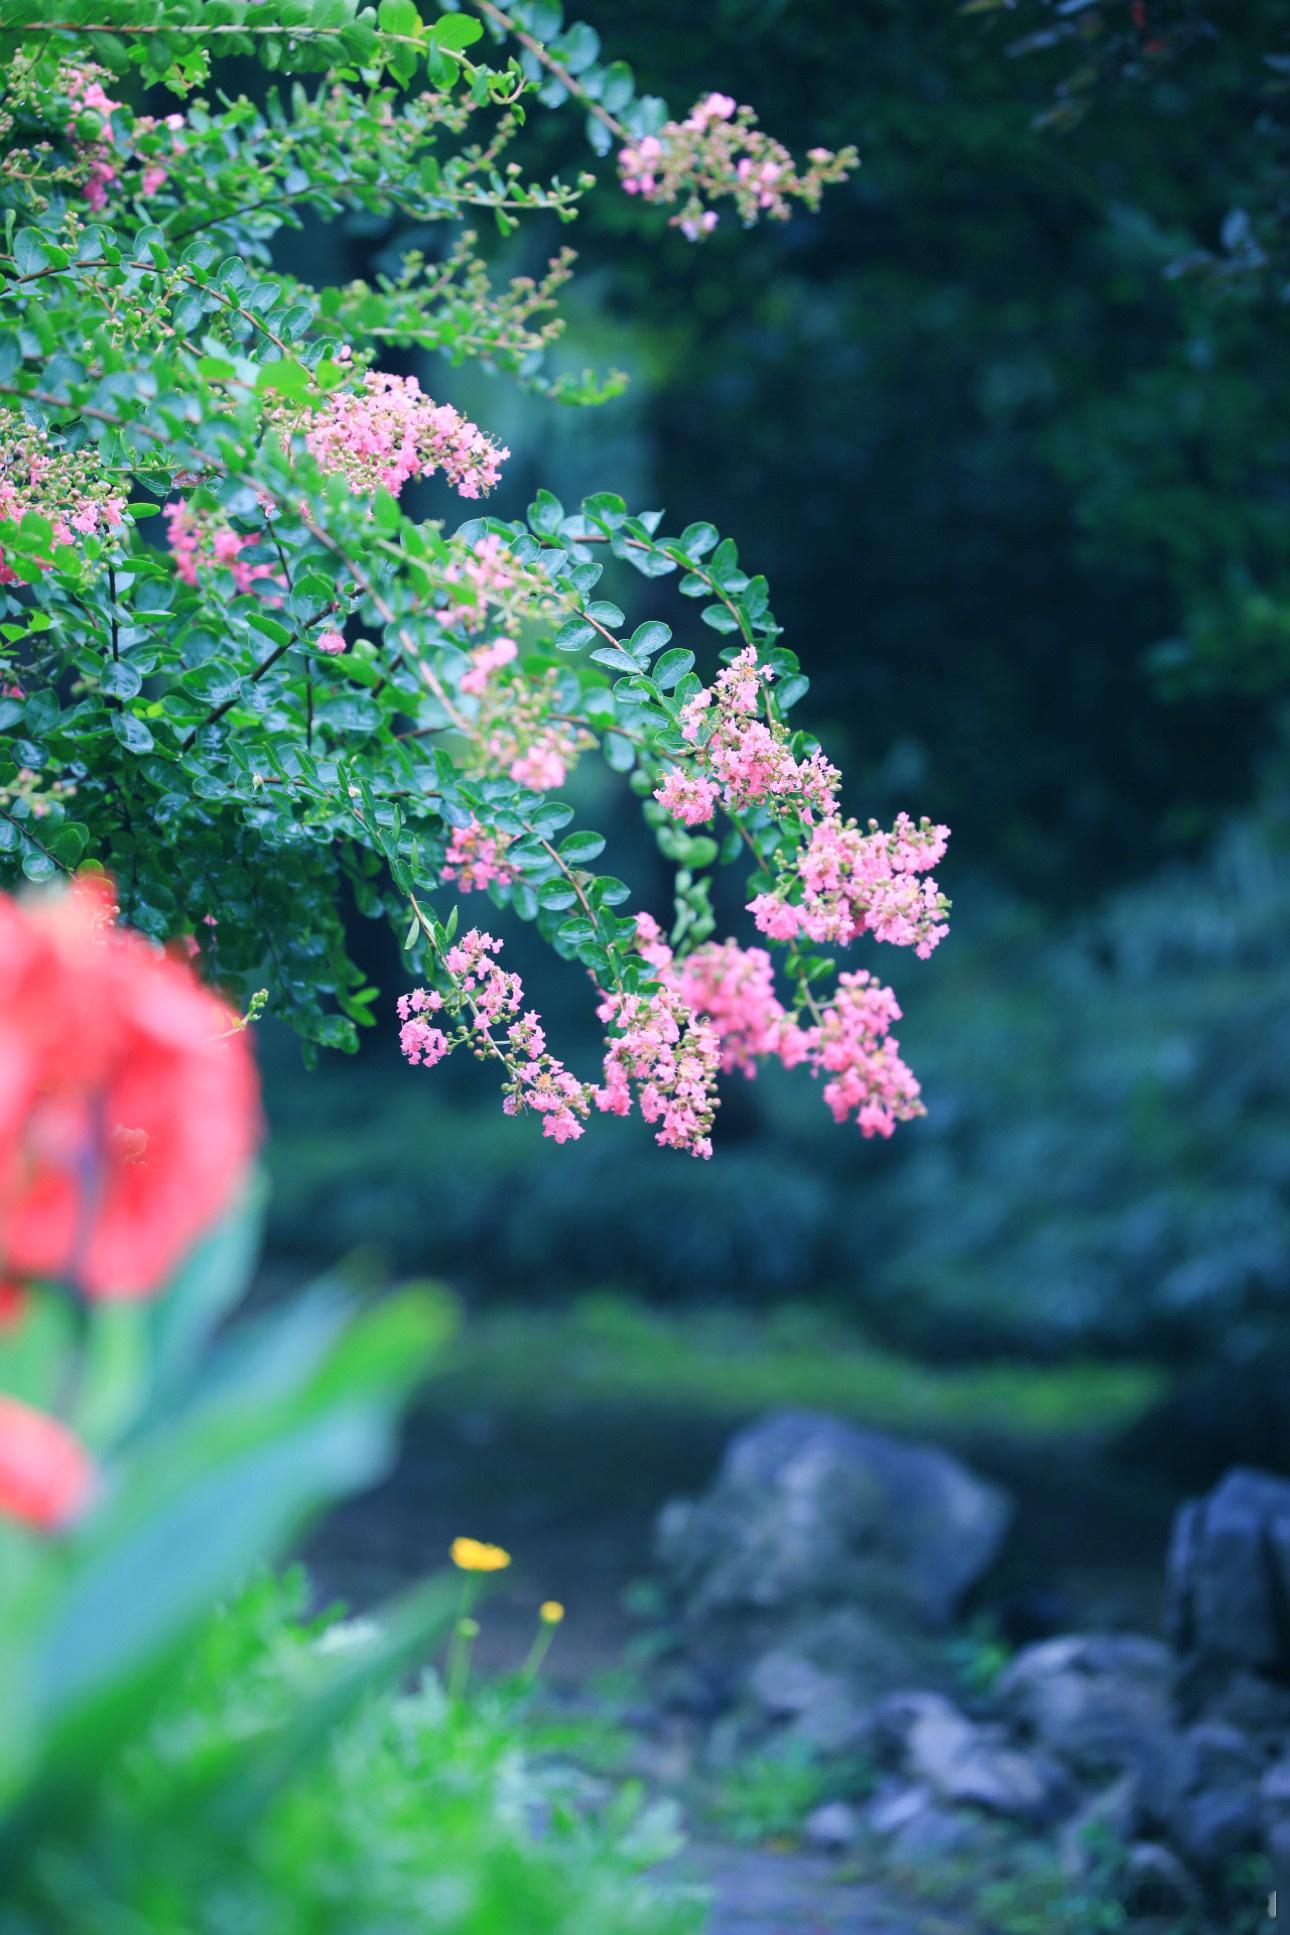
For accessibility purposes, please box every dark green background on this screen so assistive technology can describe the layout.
[266,0,1290,1377]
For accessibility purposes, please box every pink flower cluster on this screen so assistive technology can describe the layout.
[65,67,121,210]
[441,816,518,894]
[508,732,578,792]
[668,932,811,1076]
[163,501,284,599]
[295,371,509,502]
[749,811,950,959]
[655,767,719,826]
[396,985,449,1068]
[471,666,585,794]
[635,914,924,1140]
[63,65,184,210]
[596,980,721,1159]
[0,431,127,584]
[446,613,585,792]
[656,646,838,821]
[398,930,591,1144]
[619,94,857,242]
[439,534,522,634]
[460,635,517,696]
[813,971,924,1138]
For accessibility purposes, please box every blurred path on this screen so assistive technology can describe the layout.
[675,1844,957,1934]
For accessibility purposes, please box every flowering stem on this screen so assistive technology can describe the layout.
[406,894,527,1086]
[518,1624,556,1684]
[446,1575,479,1703]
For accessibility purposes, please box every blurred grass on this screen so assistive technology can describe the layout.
[427,1293,1165,1443]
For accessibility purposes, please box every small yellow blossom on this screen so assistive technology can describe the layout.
[450,1535,512,1573]
[539,1600,565,1625]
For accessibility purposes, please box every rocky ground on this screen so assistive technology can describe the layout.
[310,1400,1288,1934]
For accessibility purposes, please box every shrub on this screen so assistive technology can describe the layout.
[0,4,960,1169]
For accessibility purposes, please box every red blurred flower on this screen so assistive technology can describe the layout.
[0,1392,94,1530]
[0,877,260,1298]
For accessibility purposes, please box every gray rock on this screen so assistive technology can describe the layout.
[864,1781,990,1862]
[657,1410,1011,1631]
[745,1647,872,1754]
[1142,1721,1264,1875]
[1119,1841,1204,1921]
[865,1781,936,1840]
[749,1650,845,1718]
[875,1691,1072,1826]
[1166,1467,1290,1676]
[997,1633,1172,1777]
[801,1801,861,1852]
[1192,1667,1290,1741]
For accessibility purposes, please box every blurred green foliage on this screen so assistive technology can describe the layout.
[0,1568,703,1935]
[257,0,1290,1374]
[705,1741,875,1848]
[268,731,1289,1363]
[492,0,1288,901]
[423,1295,1162,1439]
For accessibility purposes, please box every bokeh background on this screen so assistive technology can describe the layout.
[262,0,1289,1647]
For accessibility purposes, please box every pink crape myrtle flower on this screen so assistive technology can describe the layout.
[750,811,950,958]
[298,371,508,502]
[624,914,923,1141]
[509,739,570,792]
[441,817,518,894]
[618,94,857,241]
[0,435,127,583]
[596,979,721,1159]
[397,931,591,1144]
[163,501,286,600]
[672,646,839,820]
[460,635,517,697]
[812,970,924,1138]
[654,767,719,826]
[438,535,522,634]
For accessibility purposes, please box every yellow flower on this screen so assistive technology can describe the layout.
[450,1536,512,1574]
[539,1600,565,1625]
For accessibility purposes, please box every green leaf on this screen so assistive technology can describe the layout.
[680,521,719,558]
[379,0,422,32]
[702,606,741,634]
[111,713,155,755]
[12,1288,447,1794]
[558,829,606,864]
[585,600,624,627]
[589,645,640,675]
[559,20,600,71]
[12,229,48,277]
[19,845,57,883]
[653,648,695,690]
[430,11,484,48]
[629,620,671,659]
[256,359,313,403]
[527,488,564,536]
[101,661,144,702]
[22,689,58,736]
[600,60,634,111]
